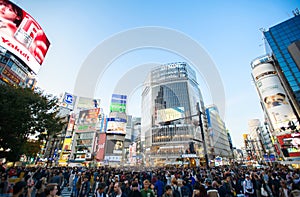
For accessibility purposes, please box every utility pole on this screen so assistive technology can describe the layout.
[196,102,210,170]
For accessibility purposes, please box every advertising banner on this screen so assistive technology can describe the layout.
[277,133,300,158]
[77,108,100,125]
[58,138,72,163]
[128,142,136,165]
[105,139,123,155]
[156,107,184,123]
[66,117,75,137]
[110,94,127,113]
[61,92,76,110]
[95,133,106,161]
[253,62,297,134]
[0,0,50,74]
[77,97,100,111]
[106,117,127,135]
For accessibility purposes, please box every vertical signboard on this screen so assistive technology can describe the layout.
[252,59,297,134]
[110,94,127,113]
[95,133,106,161]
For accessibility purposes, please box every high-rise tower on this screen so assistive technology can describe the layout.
[141,62,209,167]
[263,14,300,119]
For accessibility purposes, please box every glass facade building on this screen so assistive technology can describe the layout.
[263,15,300,117]
[141,62,209,166]
[206,105,232,160]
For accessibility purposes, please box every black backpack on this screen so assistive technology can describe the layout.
[172,186,181,197]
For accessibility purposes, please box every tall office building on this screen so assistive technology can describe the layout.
[205,105,232,160]
[263,14,300,119]
[141,62,209,167]
[248,119,265,161]
[251,55,299,160]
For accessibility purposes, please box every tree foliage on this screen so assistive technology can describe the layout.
[0,84,65,162]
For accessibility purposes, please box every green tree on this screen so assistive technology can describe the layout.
[0,84,65,162]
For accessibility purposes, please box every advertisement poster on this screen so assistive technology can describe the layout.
[110,94,127,113]
[0,0,50,74]
[77,108,100,125]
[277,133,300,157]
[95,133,106,161]
[58,138,72,164]
[106,117,127,135]
[156,107,184,123]
[253,62,297,134]
[77,97,100,111]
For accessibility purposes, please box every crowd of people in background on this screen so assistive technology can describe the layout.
[0,163,299,197]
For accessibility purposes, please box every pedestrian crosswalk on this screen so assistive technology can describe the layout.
[60,187,94,197]
[61,187,72,197]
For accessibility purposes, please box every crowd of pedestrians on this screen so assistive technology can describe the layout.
[0,163,299,197]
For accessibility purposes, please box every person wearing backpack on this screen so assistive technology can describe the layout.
[243,174,254,197]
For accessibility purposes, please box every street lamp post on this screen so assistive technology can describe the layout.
[196,102,210,170]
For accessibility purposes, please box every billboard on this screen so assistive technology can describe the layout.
[110,94,127,113]
[77,97,100,111]
[0,0,50,74]
[105,139,124,155]
[77,108,100,125]
[66,116,75,137]
[95,133,106,161]
[277,133,300,158]
[252,62,297,134]
[106,117,127,135]
[60,92,76,110]
[156,107,184,123]
[58,137,72,164]
[75,108,100,132]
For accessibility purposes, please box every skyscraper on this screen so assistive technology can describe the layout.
[263,14,300,118]
[141,62,209,167]
[205,105,232,160]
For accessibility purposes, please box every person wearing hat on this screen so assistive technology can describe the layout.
[13,181,32,197]
[243,174,254,197]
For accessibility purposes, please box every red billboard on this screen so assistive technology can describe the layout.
[0,0,50,74]
[95,133,106,161]
[277,133,300,157]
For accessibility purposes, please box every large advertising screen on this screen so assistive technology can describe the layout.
[75,108,100,132]
[253,63,297,134]
[277,133,300,158]
[0,0,50,74]
[77,108,100,125]
[77,97,100,111]
[156,107,184,123]
[106,117,127,135]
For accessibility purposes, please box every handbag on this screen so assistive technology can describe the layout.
[261,186,268,196]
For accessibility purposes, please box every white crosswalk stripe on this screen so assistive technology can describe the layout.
[60,187,72,197]
[60,187,93,197]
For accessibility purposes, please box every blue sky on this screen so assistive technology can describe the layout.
[12,0,299,148]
